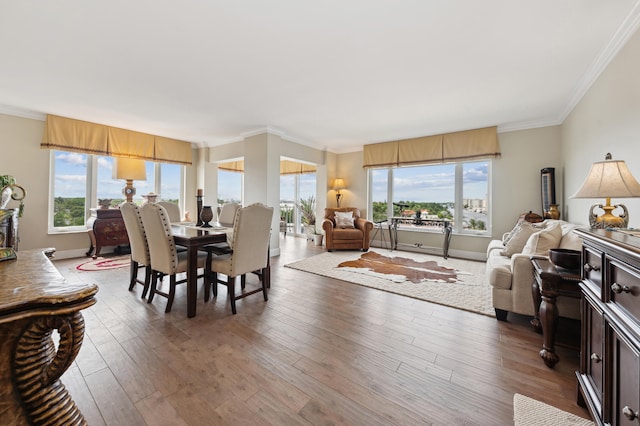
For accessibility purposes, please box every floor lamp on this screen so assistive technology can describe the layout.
[113,158,147,203]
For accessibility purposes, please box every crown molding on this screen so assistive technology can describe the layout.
[557,0,640,122]
[0,104,46,121]
[497,116,564,134]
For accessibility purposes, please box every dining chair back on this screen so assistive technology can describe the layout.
[206,203,274,314]
[217,202,241,225]
[120,202,152,298]
[141,203,207,312]
[157,201,181,223]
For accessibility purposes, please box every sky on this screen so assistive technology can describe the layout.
[372,161,489,203]
[54,151,181,200]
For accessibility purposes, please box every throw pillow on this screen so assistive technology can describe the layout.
[335,211,355,229]
[522,223,563,256]
[503,221,523,245]
[500,222,541,257]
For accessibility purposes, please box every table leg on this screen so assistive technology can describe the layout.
[187,246,198,318]
[530,278,542,332]
[442,222,452,259]
[539,291,560,368]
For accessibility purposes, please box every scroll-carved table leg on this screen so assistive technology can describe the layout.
[8,312,88,425]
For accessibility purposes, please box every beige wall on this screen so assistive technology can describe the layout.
[562,26,640,228]
[0,113,89,252]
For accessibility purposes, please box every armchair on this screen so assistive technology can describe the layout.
[322,207,373,252]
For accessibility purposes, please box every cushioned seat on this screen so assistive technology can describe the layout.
[321,207,373,251]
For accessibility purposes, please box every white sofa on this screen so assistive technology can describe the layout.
[486,219,583,321]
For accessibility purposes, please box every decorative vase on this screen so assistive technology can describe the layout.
[0,186,12,209]
[546,204,561,220]
[200,206,214,228]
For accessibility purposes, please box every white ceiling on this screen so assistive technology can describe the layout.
[1,1,640,153]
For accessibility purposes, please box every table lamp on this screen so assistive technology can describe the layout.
[333,178,346,208]
[571,153,640,229]
[113,158,147,203]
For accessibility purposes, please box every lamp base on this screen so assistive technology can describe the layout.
[588,203,629,229]
[336,193,342,208]
[123,180,136,203]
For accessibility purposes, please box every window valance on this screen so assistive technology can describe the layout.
[217,159,317,175]
[41,114,193,165]
[363,126,500,168]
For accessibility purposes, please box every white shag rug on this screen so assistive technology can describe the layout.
[513,394,594,426]
[285,248,494,317]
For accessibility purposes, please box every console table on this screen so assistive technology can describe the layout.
[530,258,581,368]
[86,208,129,258]
[388,216,452,258]
[0,249,98,424]
[575,228,640,425]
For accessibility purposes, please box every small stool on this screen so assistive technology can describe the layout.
[371,220,390,250]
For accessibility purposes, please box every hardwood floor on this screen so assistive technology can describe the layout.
[54,236,591,425]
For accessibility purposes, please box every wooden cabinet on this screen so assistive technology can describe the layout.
[576,228,640,425]
[86,208,129,258]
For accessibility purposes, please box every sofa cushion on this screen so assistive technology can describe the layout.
[522,223,563,256]
[500,221,541,257]
[332,228,363,240]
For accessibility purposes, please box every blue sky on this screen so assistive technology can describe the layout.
[54,151,181,200]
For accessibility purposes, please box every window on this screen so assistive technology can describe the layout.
[368,160,490,234]
[280,172,317,236]
[49,150,184,232]
[217,169,243,207]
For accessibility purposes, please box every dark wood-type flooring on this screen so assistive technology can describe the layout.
[52,236,591,425]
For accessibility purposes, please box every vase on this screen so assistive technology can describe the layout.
[0,186,11,209]
[200,206,214,228]
[546,204,561,220]
[313,234,323,246]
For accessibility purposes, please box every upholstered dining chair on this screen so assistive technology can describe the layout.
[205,202,241,256]
[141,203,208,313]
[156,201,181,223]
[204,203,273,314]
[120,202,152,299]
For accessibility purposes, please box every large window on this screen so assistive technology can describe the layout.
[50,150,184,232]
[368,160,490,234]
[217,170,243,207]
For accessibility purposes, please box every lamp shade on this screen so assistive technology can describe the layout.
[113,157,147,181]
[333,178,346,191]
[571,154,640,199]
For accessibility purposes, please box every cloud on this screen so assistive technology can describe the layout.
[55,152,86,166]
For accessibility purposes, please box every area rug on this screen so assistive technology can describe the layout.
[513,394,593,426]
[75,256,130,271]
[285,248,494,317]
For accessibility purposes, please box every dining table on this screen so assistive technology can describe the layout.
[171,222,232,318]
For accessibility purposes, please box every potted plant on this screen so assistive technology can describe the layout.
[312,227,324,246]
[295,195,316,240]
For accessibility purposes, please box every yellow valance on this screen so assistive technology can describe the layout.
[218,159,317,175]
[363,126,500,168]
[41,114,193,165]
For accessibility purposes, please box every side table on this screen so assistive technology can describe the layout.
[530,258,581,368]
[86,208,129,258]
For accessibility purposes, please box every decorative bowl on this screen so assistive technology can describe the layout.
[548,248,581,270]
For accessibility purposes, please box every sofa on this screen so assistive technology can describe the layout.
[322,207,373,251]
[486,219,583,321]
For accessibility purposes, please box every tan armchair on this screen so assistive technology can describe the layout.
[322,207,373,252]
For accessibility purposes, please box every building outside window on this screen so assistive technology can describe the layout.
[368,160,490,234]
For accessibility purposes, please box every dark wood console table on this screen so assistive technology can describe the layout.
[86,207,129,258]
[575,228,640,425]
[0,249,98,424]
[530,258,581,368]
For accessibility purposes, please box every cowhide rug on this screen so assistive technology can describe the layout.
[284,248,493,317]
[337,251,462,283]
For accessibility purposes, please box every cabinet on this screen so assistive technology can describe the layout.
[86,208,129,258]
[576,228,640,425]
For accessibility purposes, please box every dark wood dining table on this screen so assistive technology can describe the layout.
[171,222,231,318]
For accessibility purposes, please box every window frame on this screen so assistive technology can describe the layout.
[367,159,492,236]
[48,150,184,234]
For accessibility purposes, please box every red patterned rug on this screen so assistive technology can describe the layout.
[75,256,130,271]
